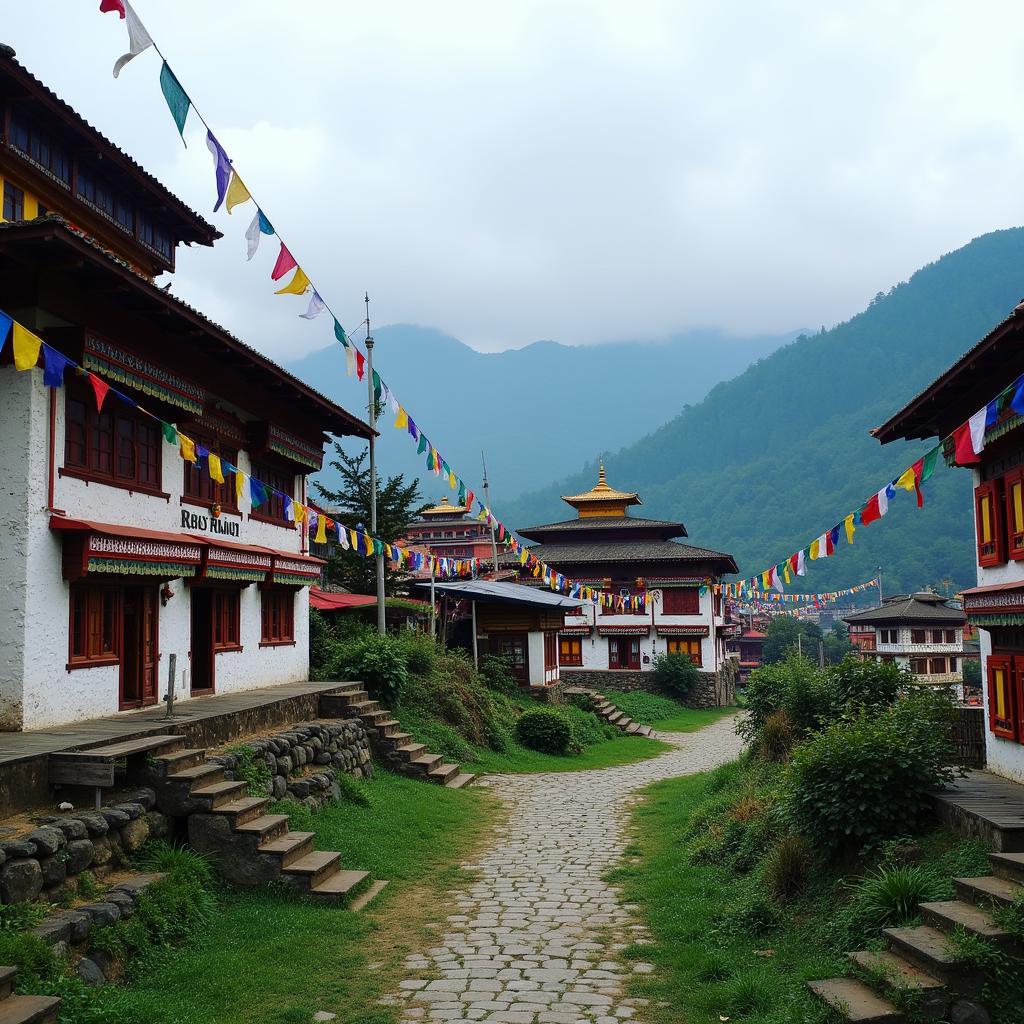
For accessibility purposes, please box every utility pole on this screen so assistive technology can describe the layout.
[481,451,499,575]
[365,293,385,635]
[876,566,883,606]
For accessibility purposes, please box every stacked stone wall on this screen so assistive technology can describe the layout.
[559,665,736,708]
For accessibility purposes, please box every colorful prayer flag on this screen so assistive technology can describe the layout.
[300,291,326,320]
[179,434,197,463]
[42,345,71,388]
[108,0,153,78]
[225,172,251,214]
[12,324,42,371]
[245,210,274,260]
[205,131,232,212]
[208,453,224,484]
[161,421,177,444]
[275,266,310,296]
[270,243,297,281]
[88,373,109,413]
[159,62,190,142]
[952,421,981,465]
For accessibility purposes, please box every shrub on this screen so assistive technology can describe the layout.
[329,631,409,703]
[849,864,940,929]
[652,652,701,698]
[756,709,795,762]
[479,654,519,695]
[740,655,836,744]
[827,656,904,713]
[225,744,273,796]
[784,689,958,856]
[395,630,437,675]
[763,835,812,901]
[515,708,573,754]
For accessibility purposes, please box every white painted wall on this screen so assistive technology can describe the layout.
[526,631,546,687]
[1,364,315,731]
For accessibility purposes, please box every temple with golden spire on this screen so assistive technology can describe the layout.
[514,464,737,685]
[404,496,496,561]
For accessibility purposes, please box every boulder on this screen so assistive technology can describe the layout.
[120,817,150,853]
[1,838,37,859]
[31,914,73,946]
[26,827,65,857]
[65,839,95,875]
[55,818,88,841]
[111,802,145,821]
[81,902,120,928]
[951,1002,991,1024]
[75,813,109,836]
[272,776,287,799]
[75,956,106,986]
[90,835,114,866]
[0,858,43,903]
[65,910,92,943]
[125,787,156,811]
[38,856,67,888]
[145,811,171,839]
[105,891,135,918]
[99,808,130,829]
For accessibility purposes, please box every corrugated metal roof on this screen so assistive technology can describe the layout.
[418,579,586,609]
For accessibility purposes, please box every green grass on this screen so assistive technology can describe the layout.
[603,690,738,732]
[101,770,496,1024]
[461,732,671,775]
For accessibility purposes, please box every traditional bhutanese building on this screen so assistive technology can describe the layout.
[725,629,767,684]
[874,303,1024,782]
[0,47,372,730]
[404,497,495,561]
[513,465,738,686]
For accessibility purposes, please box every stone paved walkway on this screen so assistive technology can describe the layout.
[384,713,744,1024]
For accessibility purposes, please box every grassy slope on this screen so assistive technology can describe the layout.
[461,733,670,775]
[603,691,738,733]
[110,772,498,1024]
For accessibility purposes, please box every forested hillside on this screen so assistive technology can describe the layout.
[503,228,1024,593]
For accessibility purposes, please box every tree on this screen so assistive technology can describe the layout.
[762,617,822,665]
[823,622,855,665]
[315,446,428,596]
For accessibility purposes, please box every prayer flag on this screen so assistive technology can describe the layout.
[225,172,251,214]
[809,537,821,560]
[0,311,10,350]
[245,210,274,260]
[161,421,177,444]
[235,468,247,505]
[159,62,190,142]
[920,446,939,483]
[860,493,881,525]
[100,0,126,15]
[250,478,268,507]
[395,406,408,429]
[179,434,197,463]
[877,485,890,518]
[208,452,224,484]
[337,523,349,550]
[300,291,326,319]
[417,434,428,455]
[1010,378,1024,417]
[293,503,306,526]
[88,373,109,413]
[844,513,856,544]
[334,320,349,346]
[12,323,42,370]
[205,131,232,212]
[110,1,153,78]
[968,406,988,458]
[355,350,365,381]
[275,266,310,296]
[343,345,355,376]
[796,550,806,576]
[828,526,839,554]
[952,421,981,465]
[270,243,297,281]
[42,345,71,388]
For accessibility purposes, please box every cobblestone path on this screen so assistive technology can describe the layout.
[385,713,744,1024]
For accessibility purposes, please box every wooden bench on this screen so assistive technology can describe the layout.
[49,735,186,808]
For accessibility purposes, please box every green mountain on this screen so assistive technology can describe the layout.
[501,228,1024,594]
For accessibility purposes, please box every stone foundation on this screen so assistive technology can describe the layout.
[560,663,736,709]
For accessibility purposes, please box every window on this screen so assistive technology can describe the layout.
[69,585,120,667]
[1005,469,1024,561]
[662,588,700,615]
[945,629,956,644]
[183,434,239,511]
[261,588,295,645]
[137,212,173,260]
[975,480,1006,567]
[987,655,1017,740]
[559,637,583,666]
[64,380,161,491]
[911,629,927,644]
[608,638,640,670]
[928,657,948,675]
[910,658,929,675]
[950,657,958,673]
[212,590,241,651]
[667,638,702,666]
[879,628,898,645]
[251,464,294,525]
[3,181,24,221]
[9,114,71,184]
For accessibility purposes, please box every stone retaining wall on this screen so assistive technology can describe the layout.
[0,788,170,905]
[210,719,372,809]
[560,664,736,708]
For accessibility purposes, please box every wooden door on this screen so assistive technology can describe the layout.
[190,588,216,695]
[141,587,159,705]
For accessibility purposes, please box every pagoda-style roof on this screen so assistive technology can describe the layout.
[523,539,738,573]
[561,464,642,518]
[517,515,687,544]
[420,496,469,518]
[843,592,965,627]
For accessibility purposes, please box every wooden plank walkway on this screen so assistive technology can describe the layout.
[0,681,345,766]
[932,770,1024,852]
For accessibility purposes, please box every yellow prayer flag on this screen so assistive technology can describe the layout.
[844,513,856,545]
[395,406,408,429]
[179,434,197,463]
[448,470,456,488]
[783,563,791,585]
[364,533,373,556]
[349,529,359,551]
[235,469,247,504]
[809,538,820,560]
[895,467,917,492]
[208,452,224,484]
[275,267,311,296]
[12,323,42,371]
[292,502,306,525]
[225,172,252,214]
[315,513,328,544]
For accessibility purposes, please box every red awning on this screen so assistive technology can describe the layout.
[310,590,377,611]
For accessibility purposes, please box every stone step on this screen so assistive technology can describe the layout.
[0,968,14,1001]
[409,754,443,773]
[616,717,633,729]
[954,874,1023,911]
[310,869,371,903]
[847,950,945,1001]
[209,796,270,827]
[383,732,413,748]
[428,763,460,785]
[395,743,427,762]
[0,995,61,1024]
[625,723,641,735]
[191,779,250,810]
[445,773,475,790]
[350,700,381,715]
[807,978,902,1023]
[607,713,625,725]
[373,720,402,735]
[990,851,1024,884]
[361,710,393,725]
[152,747,207,772]
[637,725,654,737]
[233,813,291,845]
[257,830,314,867]
[167,762,225,790]
[281,850,343,890]
[349,878,388,912]
[882,925,980,990]
[918,900,1012,943]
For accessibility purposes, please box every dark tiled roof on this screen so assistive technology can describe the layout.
[843,594,965,626]
[0,217,372,439]
[522,539,738,572]
[0,47,218,245]
[518,515,686,534]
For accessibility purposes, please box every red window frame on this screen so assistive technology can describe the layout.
[183,434,239,513]
[212,590,241,651]
[260,587,295,645]
[559,637,583,666]
[667,637,703,666]
[662,588,700,615]
[975,480,1006,567]
[988,655,1017,741]
[68,584,121,669]
[63,380,162,494]
[1004,468,1024,561]
[250,463,295,527]
[608,638,640,670]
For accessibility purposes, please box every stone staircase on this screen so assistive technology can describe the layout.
[808,850,1024,1021]
[141,737,376,905]
[319,684,475,789]
[0,966,59,1024]
[564,688,655,737]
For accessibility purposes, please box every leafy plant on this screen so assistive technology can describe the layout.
[479,654,519,695]
[763,835,812,901]
[396,630,437,675]
[652,651,701,698]
[76,870,102,902]
[740,654,836,744]
[827,656,904,712]
[226,744,273,797]
[515,708,573,754]
[848,864,941,930]
[329,630,409,703]
[0,901,47,931]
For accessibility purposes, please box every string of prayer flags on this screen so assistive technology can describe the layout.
[159,63,190,142]
[246,211,274,261]
[205,132,232,212]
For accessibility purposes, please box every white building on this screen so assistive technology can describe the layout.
[0,49,372,731]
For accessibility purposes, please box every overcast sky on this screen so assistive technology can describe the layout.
[8,2,1024,358]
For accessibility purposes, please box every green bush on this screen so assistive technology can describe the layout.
[740,655,836,744]
[515,708,573,754]
[827,656,904,712]
[327,630,409,703]
[479,654,519,695]
[652,652,701,698]
[395,630,437,675]
[784,689,958,856]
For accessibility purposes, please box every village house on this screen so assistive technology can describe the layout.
[873,304,1024,782]
[511,466,738,690]
[0,48,372,731]
[726,627,767,684]
[403,497,496,562]
[843,591,967,697]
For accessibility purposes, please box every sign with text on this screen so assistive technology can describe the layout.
[180,508,241,539]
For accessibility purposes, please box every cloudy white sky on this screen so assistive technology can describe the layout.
[8,2,1024,358]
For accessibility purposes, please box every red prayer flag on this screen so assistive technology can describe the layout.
[465,489,475,510]
[860,494,881,526]
[952,421,981,466]
[355,350,365,381]
[88,373,110,413]
[99,0,126,16]
[270,243,297,282]
[911,458,925,507]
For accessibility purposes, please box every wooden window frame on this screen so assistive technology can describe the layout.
[1004,468,1024,561]
[988,654,1018,741]
[249,462,295,528]
[212,589,242,652]
[667,637,703,667]
[182,432,240,515]
[910,628,926,644]
[661,588,700,615]
[3,180,24,221]
[68,583,121,670]
[975,479,1007,568]
[260,587,296,646]
[559,637,583,666]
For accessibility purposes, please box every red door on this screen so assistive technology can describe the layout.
[120,586,159,709]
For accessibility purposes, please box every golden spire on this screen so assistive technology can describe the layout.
[561,464,641,518]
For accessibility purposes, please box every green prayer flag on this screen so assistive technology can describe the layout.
[417,433,428,455]
[159,62,190,143]
[161,421,178,444]
[920,445,940,483]
[372,370,382,406]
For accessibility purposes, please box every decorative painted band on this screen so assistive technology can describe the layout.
[88,557,199,577]
[206,566,267,582]
[273,572,317,586]
[560,626,593,636]
[966,613,1024,627]
[596,625,651,636]
[656,625,710,637]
